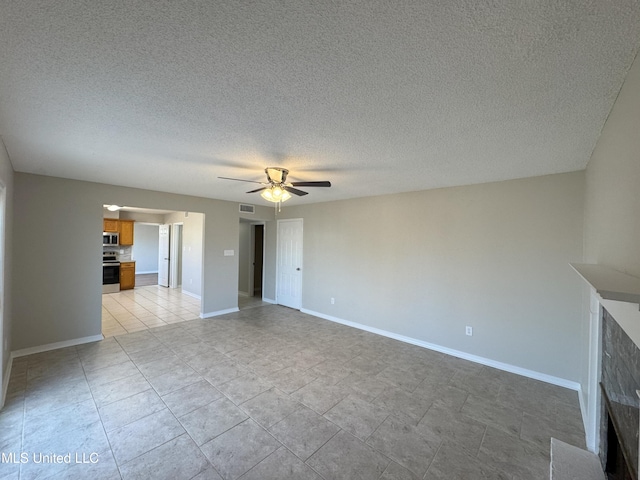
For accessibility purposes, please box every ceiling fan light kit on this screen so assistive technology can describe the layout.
[261,186,291,203]
[219,167,331,212]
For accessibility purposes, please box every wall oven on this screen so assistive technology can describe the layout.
[103,252,120,294]
[103,232,119,246]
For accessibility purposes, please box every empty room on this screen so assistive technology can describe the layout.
[1,1,640,479]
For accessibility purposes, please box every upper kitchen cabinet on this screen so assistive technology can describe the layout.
[119,220,134,245]
[103,218,118,232]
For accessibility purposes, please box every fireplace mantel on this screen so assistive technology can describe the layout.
[571,264,640,306]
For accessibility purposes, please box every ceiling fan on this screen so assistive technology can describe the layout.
[219,167,331,207]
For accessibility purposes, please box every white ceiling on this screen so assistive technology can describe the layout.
[1,1,639,206]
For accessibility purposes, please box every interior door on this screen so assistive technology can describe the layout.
[158,224,170,287]
[277,219,303,309]
[170,223,183,288]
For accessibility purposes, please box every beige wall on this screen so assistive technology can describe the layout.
[12,173,259,350]
[584,53,640,279]
[279,172,585,382]
[581,52,640,447]
[0,139,13,402]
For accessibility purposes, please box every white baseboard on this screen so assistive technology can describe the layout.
[136,270,158,275]
[200,307,239,319]
[300,308,581,392]
[238,291,249,297]
[262,298,276,304]
[1,355,13,410]
[11,334,104,359]
[180,289,201,300]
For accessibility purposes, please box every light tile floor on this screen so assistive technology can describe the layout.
[102,286,202,337]
[102,287,269,337]
[1,305,586,479]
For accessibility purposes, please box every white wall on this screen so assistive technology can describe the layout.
[0,138,13,405]
[133,223,159,274]
[164,212,204,298]
[238,222,251,295]
[278,172,585,382]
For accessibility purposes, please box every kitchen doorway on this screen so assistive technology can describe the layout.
[101,207,204,337]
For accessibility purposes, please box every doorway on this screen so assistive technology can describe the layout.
[101,207,204,336]
[276,218,303,310]
[238,221,267,311]
[132,223,160,286]
[252,224,264,297]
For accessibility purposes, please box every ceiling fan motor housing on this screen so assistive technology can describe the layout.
[265,167,288,184]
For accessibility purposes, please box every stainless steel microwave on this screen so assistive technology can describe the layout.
[103,232,119,246]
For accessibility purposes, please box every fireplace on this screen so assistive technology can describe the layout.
[600,308,640,480]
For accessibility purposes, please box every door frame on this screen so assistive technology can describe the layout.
[585,288,602,451]
[276,218,303,309]
[170,222,184,288]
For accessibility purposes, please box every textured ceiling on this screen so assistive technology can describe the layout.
[1,1,639,206]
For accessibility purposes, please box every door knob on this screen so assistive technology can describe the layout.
[296,268,301,271]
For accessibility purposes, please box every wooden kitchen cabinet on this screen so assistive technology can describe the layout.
[103,218,118,232]
[120,262,135,290]
[119,220,134,245]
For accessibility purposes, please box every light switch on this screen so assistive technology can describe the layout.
[224,249,234,256]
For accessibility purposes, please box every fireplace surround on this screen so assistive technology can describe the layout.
[600,308,639,479]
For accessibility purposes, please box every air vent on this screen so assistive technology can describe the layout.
[239,204,255,214]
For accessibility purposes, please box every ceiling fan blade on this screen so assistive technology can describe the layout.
[290,181,332,187]
[246,187,267,194]
[218,176,264,184]
[284,186,309,196]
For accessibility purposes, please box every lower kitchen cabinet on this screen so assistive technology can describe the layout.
[120,261,135,290]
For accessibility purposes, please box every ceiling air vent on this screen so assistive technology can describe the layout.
[239,204,255,214]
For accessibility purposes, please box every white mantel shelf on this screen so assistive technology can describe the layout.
[571,263,640,305]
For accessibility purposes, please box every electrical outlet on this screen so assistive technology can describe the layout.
[465,326,473,336]
[330,298,335,305]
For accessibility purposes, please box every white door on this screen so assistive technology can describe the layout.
[170,223,183,288]
[277,219,303,309]
[158,224,170,287]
